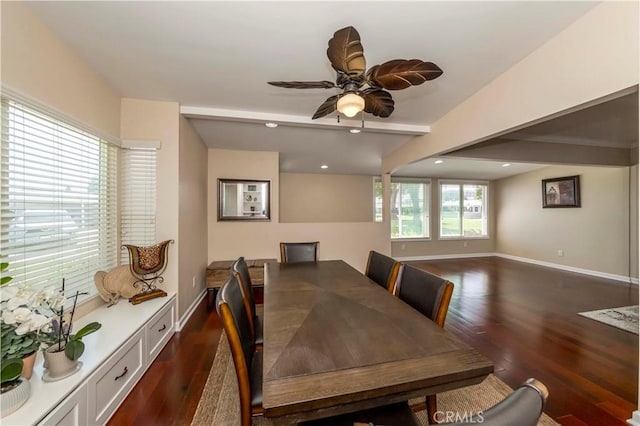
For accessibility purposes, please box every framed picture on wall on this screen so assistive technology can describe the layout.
[542,175,580,208]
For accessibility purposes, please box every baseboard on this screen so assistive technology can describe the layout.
[627,410,640,426]
[394,252,639,285]
[175,289,206,332]
[394,252,495,262]
[496,253,639,285]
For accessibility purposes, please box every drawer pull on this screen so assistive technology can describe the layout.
[114,366,128,381]
[158,324,167,332]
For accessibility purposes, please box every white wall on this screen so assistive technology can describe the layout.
[207,149,389,271]
[178,116,209,316]
[383,2,639,173]
[1,2,121,139]
[495,165,634,278]
[280,173,374,223]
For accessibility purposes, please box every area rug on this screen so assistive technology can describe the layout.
[191,333,558,425]
[578,305,639,335]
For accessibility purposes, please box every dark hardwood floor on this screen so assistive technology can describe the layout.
[109,256,638,426]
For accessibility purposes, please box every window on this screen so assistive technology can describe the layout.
[390,179,430,239]
[0,98,118,299]
[119,146,157,263]
[439,181,488,238]
[373,178,383,222]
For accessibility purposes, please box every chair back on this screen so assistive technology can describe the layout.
[216,274,256,425]
[365,250,401,293]
[441,378,548,426]
[232,257,257,339]
[395,265,454,327]
[280,241,319,263]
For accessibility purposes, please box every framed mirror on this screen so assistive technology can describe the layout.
[218,179,271,221]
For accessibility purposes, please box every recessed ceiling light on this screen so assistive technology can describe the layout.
[349,128,361,134]
[321,165,329,169]
[265,122,278,128]
[502,163,511,167]
[434,160,444,164]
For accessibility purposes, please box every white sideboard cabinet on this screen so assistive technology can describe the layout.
[4,293,176,426]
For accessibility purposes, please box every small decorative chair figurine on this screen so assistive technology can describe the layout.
[121,240,174,304]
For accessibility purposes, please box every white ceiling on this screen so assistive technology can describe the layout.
[27,1,618,178]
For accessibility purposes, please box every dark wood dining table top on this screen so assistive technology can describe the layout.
[262,260,493,423]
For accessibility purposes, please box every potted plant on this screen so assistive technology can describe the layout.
[41,286,101,380]
[1,259,62,415]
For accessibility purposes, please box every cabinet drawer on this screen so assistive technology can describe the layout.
[39,384,87,426]
[146,301,175,363]
[88,329,145,425]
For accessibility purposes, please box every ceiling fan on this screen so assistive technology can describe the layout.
[268,26,443,120]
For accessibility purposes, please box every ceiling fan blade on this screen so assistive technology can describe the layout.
[367,59,443,90]
[327,26,366,78]
[268,81,336,89]
[312,95,339,120]
[362,89,395,118]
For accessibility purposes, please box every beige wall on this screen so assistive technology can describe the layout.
[178,116,209,316]
[383,2,639,174]
[495,165,634,277]
[121,99,181,305]
[208,149,389,271]
[391,180,496,258]
[1,2,121,139]
[280,173,374,223]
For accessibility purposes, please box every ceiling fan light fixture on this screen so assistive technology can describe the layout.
[337,93,365,118]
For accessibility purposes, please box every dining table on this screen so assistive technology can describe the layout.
[262,260,493,424]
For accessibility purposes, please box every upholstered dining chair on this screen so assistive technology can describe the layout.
[307,378,548,426]
[365,250,401,293]
[216,275,263,426]
[441,378,549,426]
[394,264,454,424]
[279,241,319,263]
[232,257,264,350]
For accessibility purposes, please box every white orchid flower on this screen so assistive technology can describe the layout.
[11,306,33,323]
[7,295,30,311]
[15,313,49,334]
[0,285,19,301]
[2,309,17,324]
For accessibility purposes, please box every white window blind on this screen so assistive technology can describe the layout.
[0,98,118,299]
[119,146,157,264]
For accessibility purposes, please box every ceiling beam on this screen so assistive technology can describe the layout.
[180,105,430,136]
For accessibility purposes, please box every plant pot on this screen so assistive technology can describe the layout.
[0,378,30,417]
[42,345,79,381]
[21,352,36,380]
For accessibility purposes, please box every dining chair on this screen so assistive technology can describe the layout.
[279,241,319,263]
[365,250,401,293]
[394,264,454,423]
[216,275,263,426]
[441,378,549,426]
[232,257,264,350]
[304,378,548,426]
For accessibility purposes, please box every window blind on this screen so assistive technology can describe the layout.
[119,147,157,264]
[0,98,118,300]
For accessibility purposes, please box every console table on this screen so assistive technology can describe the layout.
[206,258,275,307]
[3,293,176,425]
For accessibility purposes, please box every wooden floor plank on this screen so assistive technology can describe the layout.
[109,256,638,425]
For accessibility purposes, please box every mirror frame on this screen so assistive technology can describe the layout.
[217,178,271,221]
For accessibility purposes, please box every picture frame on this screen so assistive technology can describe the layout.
[542,175,580,208]
[217,178,271,221]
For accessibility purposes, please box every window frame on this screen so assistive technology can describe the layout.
[0,94,119,302]
[389,177,431,240]
[437,179,489,240]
